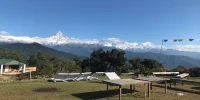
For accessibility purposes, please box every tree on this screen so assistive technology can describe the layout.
[89,49,127,74]
[129,58,144,74]
[35,53,55,77]
[188,67,200,77]
[172,65,188,74]
[73,57,82,67]
[28,53,82,77]
[90,48,108,72]
[56,60,81,73]
[129,58,165,76]
[141,59,164,75]
[81,58,91,72]
[0,48,26,63]
[28,54,37,66]
[108,49,127,73]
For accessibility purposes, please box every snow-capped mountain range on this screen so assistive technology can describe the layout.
[1,31,200,59]
[0,31,162,50]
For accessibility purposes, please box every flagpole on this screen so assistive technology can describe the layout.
[160,39,164,54]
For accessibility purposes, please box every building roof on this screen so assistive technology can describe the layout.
[0,59,24,65]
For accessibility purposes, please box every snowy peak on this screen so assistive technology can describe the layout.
[49,31,70,40]
[56,31,63,37]
[0,31,180,52]
[55,31,70,39]
[0,31,162,50]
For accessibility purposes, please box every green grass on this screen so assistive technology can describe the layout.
[188,77,200,82]
[0,76,199,100]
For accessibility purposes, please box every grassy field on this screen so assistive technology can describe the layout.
[0,75,199,100]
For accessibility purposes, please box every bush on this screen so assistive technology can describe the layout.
[172,65,189,74]
[16,74,29,80]
[16,71,41,80]
[28,53,82,77]
[188,67,200,77]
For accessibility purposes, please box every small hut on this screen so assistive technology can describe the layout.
[0,59,26,74]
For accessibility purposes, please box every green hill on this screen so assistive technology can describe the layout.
[125,51,200,69]
[0,43,84,60]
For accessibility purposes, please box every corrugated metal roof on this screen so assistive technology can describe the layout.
[0,59,24,65]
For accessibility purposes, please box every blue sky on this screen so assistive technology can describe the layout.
[1,0,200,45]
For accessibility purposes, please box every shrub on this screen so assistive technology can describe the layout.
[188,67,200,77]
[16,71,41,80]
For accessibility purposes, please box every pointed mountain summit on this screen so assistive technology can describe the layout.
[55,31,64,38]
[49,31,70,40]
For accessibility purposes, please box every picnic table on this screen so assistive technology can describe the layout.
[103,79,151,100]
[135,77,170,93]
[171,78,200,86]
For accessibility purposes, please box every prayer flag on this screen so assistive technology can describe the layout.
[173,39,177,42]
[178,39,183,42]
[164,40,168,42]
[189,39,194,41]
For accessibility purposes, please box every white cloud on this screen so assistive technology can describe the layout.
[142,42,153,47]
[104,43,112,47]
[174,45,200,52]
[0,31,9,35]
[106,38,122,43]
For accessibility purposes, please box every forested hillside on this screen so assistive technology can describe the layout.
[0,43,84,60]
[0,48,26,63]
